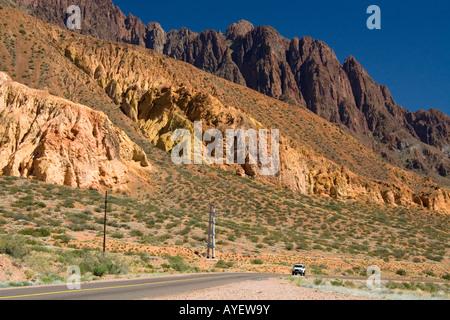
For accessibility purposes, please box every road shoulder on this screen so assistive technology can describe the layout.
[147,277,371,300]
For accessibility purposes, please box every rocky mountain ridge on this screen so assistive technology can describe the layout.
[0,6,448,212]
[5,0,449,184]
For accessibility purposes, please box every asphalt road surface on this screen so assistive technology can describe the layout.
[0,273,272,300]
[0,272,446,300]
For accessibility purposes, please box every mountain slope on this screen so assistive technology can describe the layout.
[5,0,449,184]
[0,7,448,282]
[0,7,448,213]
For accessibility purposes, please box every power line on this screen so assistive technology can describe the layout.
[206,204,216,260]
[103,191,108,255]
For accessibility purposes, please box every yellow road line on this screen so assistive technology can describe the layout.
[0,275,235,300]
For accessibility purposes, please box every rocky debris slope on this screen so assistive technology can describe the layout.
[0,72,149,191]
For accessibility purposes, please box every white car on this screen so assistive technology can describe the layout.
[292,264,306,276]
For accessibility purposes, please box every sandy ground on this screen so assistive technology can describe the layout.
[0,255,27,282]
[150,277,371,300]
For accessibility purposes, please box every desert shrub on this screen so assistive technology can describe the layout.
[18,228,50,238]
[330,279,344,287]
[392,248,406,260]
[93,265,108,277]
[59,248,127,276]
[424,283,438,293]
[53,234,71,244]
[111,232,123,239]
[35,202,46,208]
[424,253,443,262]
[313,278,323,285]
[423,270,436,277]
[310,264,327,275]
[67,213,92,225]
[161,263,170,270]
[227,234,236,241]
[177,227,191,236]
[168,256,197,272]
[68,223,96,232]
[343,281,356,288]
[396,269,407,276]
[359,269,368,277]
[215,260,234,269]
[39,273,64,284]
[130,229,143,237]
[137,252,150,264]
[12,196,34,208]
[250,259,263,265]
[61,200,75,208]
[29,246,51,253]
[0,234,29,259]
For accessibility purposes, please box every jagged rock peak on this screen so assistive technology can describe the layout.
[146,21,167,53]
[343,55,366,74]
[226,19,254,40]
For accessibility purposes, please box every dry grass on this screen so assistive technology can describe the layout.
[0,174,448,286]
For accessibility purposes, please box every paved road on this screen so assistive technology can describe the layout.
[0,273,272,300]
[0,272,446,300]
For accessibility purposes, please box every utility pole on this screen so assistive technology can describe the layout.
[206,204,216,260]
[103,191,108,255]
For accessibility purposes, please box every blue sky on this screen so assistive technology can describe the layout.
[113,0,450,116]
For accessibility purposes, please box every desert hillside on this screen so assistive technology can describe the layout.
[0,6,447,287]
[5,0,449,185]
[0,7,448,212]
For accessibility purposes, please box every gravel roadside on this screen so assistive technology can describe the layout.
[149,277,372,300]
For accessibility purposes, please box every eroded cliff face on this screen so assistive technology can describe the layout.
[279,141,450,213]
[58,36,450,213]
[96,77,450,212]
[0,7,448,213]
[5,0,450,182]
[343,56,450,178]
[0,72,150,191]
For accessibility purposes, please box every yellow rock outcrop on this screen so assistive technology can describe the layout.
[0,73,150,191]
